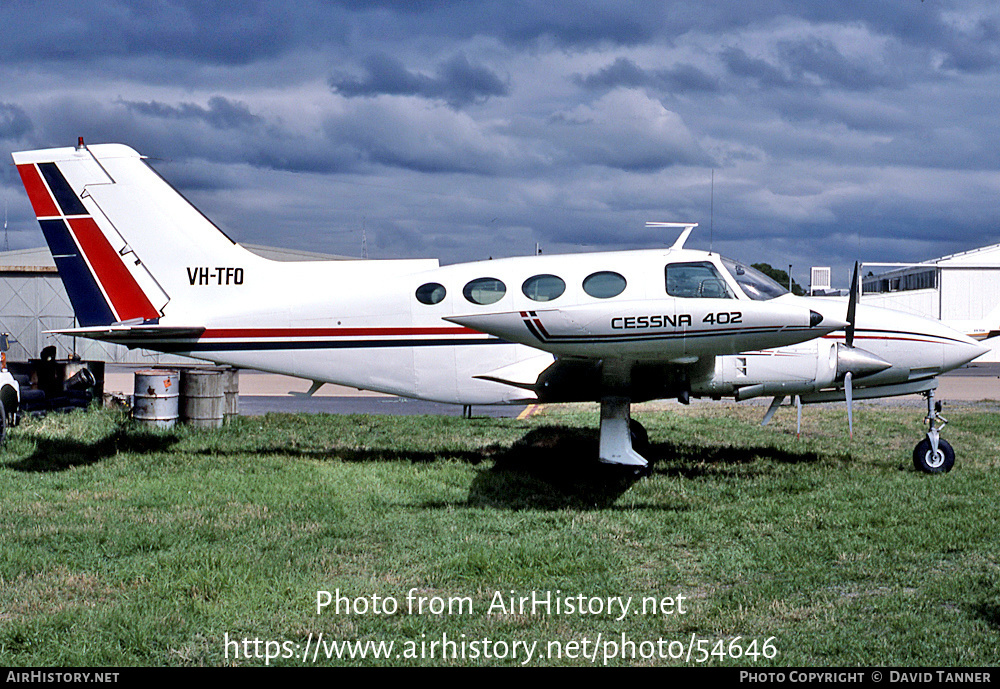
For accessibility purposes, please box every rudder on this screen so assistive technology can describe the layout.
[15,147,161,326]
[14,141,258,327]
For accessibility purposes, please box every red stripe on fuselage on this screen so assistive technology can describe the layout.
[199,326,482,339]
[66,217,159,322]
[823,334,941,345]
[16,164,59,218]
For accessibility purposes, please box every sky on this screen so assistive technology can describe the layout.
[2,1,999,288]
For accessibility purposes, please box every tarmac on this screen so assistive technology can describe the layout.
[931,362,1000,402]
[102,362,1000,417]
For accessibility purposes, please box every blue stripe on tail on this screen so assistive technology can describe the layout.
[39,219,115,326]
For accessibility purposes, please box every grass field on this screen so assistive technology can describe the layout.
[1,401,998,667]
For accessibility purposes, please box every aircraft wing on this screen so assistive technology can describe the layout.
[798,377,938,404]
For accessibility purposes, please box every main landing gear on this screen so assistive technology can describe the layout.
[598,396,651,475]
[913,389,954,474]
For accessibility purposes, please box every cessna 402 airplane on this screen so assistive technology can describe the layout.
[12,140,988,473]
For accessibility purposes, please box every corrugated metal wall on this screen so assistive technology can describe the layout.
[0,269,195,365]
[939,268,1000,321]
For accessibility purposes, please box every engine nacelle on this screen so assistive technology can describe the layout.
[693,339,892,400]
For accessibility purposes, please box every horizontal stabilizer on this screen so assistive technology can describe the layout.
[45,324,206,342]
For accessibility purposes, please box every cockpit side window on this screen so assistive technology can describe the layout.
[721,257,788,301]
[665,261,735,299]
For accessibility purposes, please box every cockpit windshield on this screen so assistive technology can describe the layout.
[721,257,789,301]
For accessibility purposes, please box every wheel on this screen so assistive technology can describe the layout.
[0,399,6,446]
[629,419,649,452]
[913,436,954,474]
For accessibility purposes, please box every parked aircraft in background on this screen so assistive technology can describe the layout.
[13,141,987,473]
[945,304,1000,343]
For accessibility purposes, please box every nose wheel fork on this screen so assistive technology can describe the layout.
[913,389,955,473]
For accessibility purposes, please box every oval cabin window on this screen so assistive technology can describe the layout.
[463,277,507,305]
[522,274,566,302]
[415,282,447,305]
[582,271,627,299]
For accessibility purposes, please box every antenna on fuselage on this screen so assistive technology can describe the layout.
[646,221,698,250]
[710,169,714,254]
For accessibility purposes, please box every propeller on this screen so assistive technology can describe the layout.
[844,261,860,437]
[762,262,886,439]
[795,394,802,438]
[845,371,854,438]
[846,261,859,349]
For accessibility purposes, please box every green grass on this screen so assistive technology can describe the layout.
[1,401,998,666]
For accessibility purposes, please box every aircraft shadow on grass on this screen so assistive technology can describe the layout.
[465,425,830,510]
[4,419,829,512]
[4,426,180,473]
[971,601,1000,631]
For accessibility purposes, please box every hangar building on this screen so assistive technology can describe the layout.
[859,242,1000,363]
[0,244,344,364]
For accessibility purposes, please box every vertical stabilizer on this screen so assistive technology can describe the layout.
[13,142,260,326]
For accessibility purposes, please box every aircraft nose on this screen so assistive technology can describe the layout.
[813,311,849,331]
[943,338,990,372]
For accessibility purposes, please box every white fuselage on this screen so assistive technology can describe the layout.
[149,251,982,405]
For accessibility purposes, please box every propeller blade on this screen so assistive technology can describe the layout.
[845,371,854,438]
[761,395,784,426]
[795,394,802,438]
[846,261,859,348]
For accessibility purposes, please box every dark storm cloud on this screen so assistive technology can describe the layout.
[121,97,262,129]
[0,104,33,141]
[546,90,713,171]
[720,48,794,88]
[329,54,508,107]
[575,58,649,90]
[0,0,307,66]
[3,1,996,74]
[20,96,357,179]
[721,41,897,93]
[777,37,896,91]
[3,0,999,275]
[485,2,668,46]
[937,16,1000,73]
[575,58,719,94]
[322,99,519,174]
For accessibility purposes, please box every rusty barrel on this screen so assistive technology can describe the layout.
[132,370,180,428]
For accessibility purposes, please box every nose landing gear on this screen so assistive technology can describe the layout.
[913,389,954,474]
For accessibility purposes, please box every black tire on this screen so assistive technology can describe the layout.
[913,437,954,474]
[0,398,6,446]
[629,419,649,452]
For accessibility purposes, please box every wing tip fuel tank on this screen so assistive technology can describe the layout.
[447,303,848,360]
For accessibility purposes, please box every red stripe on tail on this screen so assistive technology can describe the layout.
[66,217,159,322]
[15,164,60,218]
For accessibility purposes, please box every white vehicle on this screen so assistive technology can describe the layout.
[0,334,21,443]
[12,141,987,471]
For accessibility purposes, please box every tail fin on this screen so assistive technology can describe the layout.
[952,302,1000,341]
[13,141,258,327]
